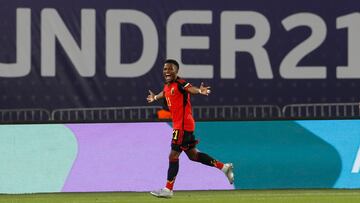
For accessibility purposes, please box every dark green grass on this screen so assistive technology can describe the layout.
[1,189,360,203]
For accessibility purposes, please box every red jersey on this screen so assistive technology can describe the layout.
[163,78,195,131]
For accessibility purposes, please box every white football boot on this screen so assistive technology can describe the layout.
[222,163,234,184]
[150,188,173,198]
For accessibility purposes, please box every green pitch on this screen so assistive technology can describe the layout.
[1,190,360,203]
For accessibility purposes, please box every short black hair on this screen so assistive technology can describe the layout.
[164,59,179,70]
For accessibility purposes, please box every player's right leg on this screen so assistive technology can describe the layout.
[150,149,181,198]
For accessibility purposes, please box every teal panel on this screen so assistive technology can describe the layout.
[296,120,360,188]
[0,124,77,194]
[196,121,341,189]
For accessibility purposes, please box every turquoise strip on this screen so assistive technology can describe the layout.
[196,121,341,189]
[0,124,77,194]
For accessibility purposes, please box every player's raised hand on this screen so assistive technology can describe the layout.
[199,82,211,96]
[147,90,156,103]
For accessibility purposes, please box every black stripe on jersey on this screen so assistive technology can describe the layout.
[175,78,190,93]
[175,79,189,131]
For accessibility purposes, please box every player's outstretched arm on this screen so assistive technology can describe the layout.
[147,90,164,103]
[187,82,211,96]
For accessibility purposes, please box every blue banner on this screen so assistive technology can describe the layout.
[0,0,359,109]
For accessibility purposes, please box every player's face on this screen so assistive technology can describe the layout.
[163,63,178,83]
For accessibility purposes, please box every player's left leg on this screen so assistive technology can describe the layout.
[185,148,234,184]
[185,148,224,168]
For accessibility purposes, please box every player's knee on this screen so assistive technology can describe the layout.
[169,157,179,163]
[168,154,179,162]
[187,152,198,161]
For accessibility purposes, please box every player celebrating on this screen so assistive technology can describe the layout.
[147,59,234,198]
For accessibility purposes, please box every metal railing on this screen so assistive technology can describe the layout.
[1,103,360,123]
[193,105,282,120]
[51,106,161,122]
[51,105,282,122]
[282,102,360,118]
[0,109,51,122]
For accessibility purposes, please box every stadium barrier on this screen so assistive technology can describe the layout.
[1,103,359,123]
[0,108,51,122]
[282,102,360,118]
[51,106,161,122]
[51,105,282,122]
[192,105,282,120]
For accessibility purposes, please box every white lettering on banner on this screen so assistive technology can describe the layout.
[280,13,327,79]
[0,8,30,77]
[336,13,360,79]
[1,9,360,79]
[106,10,158,77]
[41,9,96,77]
[167,10,213,78]
[352,146,360,173]
[220,11,273,79]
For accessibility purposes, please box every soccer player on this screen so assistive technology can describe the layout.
[147,59,234,198]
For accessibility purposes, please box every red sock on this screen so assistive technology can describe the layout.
[165,179,175,190]
[214,161,224,170]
